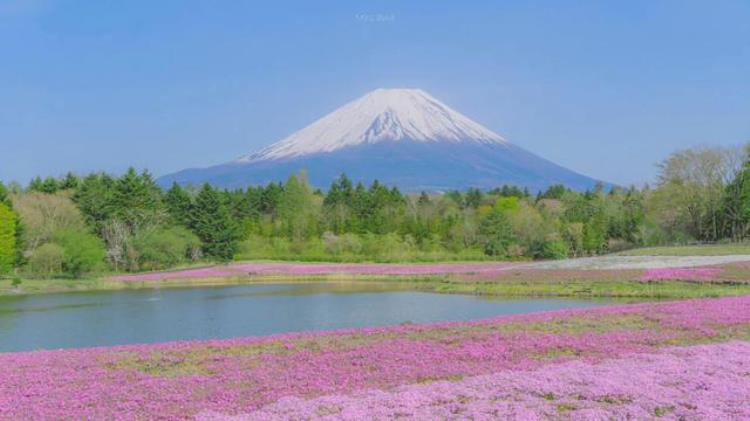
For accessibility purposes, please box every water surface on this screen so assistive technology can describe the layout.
[0,283,614,352]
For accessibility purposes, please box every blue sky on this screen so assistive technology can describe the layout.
[1,0,748,186]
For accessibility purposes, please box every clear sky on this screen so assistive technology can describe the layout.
[1,0,749,186]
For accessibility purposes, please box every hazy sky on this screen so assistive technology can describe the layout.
[1,0,749,186]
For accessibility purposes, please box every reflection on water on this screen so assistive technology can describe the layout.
[0,283,617,352]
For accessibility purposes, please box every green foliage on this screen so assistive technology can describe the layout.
[165,183,193,226]
[478,209,516,257]
[277,173,318,240]
[73,173,116,232]
[0,203,17,273]
[538,184,569,200]
[131,226,201,270]
[27,243,65,278]
[111,168,164,230]
[191,184,239,261]
[52,229,105,278]
[9,142,748,274]
[0,182,10,207]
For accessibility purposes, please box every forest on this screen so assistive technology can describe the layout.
[0,144,748,278]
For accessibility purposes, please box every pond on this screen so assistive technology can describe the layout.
[0,283,616,352]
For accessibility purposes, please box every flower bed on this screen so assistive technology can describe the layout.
[1,296,749,419]
[205,341,750,420]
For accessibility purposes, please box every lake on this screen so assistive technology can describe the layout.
[0,283,615,353]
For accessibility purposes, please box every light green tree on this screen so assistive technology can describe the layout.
[0,203,16,273]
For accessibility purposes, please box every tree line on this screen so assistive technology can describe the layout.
[0,143,748,278]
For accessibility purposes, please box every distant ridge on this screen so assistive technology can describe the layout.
[159,89,605,191]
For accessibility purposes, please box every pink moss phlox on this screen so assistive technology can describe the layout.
[205,341,750,420]
[2,296,749,419]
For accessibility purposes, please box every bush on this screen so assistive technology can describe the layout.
[132,226,202,270]
[52,229,106,278]
[531,238,569,260]
[322,232,363,255]
[0,203,16,274]
[27,243,65,277]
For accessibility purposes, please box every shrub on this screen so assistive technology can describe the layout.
[132,226,202,271]
[532,238,569,260]
[52,229,106,278]
[322,232,363,255]
[27,243,65,277]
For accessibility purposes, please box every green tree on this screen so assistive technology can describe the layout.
[132,226,201,270]
[277,173,318,240]
[59,172,81,190]
[0,203,17,273]
[191,184,239,261]
[112,168,164,230]
[27,243,65,278]
[165,182,193,227]
[478,209,516,257]
[722,146,750,241]
[73,173,116,233]
[52,229,105,278]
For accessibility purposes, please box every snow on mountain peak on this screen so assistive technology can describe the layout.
[237,88,506,162]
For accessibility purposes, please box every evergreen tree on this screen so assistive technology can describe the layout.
[259,182,283,216]
[40,177,60,194]
[112,168,163,230]
[60,172,81,190]
[73,173,116,233]
[191,184,239,261]
[165,183,193,227]
[465,188,483,208]
[27,176,44,192]
[478,209,516,257]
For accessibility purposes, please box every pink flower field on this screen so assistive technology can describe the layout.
[2,296,749,419]
[202,341,750,420]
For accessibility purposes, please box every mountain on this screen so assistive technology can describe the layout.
[159,88,604,191]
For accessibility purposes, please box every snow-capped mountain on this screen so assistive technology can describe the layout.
[159,89,604,191]
[238,89,505,162]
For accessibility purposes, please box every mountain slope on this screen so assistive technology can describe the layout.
[159,89,604,191]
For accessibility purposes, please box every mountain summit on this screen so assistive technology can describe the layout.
[238,88,505,162]
[159,89,603,191]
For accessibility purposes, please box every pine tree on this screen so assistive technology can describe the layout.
[28,176,44,192]
[191,184,239,261]
[165,182,193,227]
[112,168,163,230]
[40,177,59,194]
[60,172,81,190]
[73,173,116,232]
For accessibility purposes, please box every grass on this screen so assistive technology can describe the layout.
[619,243,750,256]
[432,279,750,298]
[3,272,750,300]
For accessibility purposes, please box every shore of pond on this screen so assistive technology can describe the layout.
[2,254,750,299]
